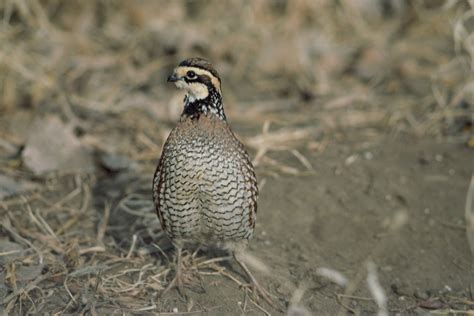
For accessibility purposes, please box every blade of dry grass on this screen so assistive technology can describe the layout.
[466,175,474,258]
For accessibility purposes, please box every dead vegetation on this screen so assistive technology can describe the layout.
[0,0,473,314]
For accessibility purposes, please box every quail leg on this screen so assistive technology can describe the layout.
[233,252,275,307]
[162,247,185,296]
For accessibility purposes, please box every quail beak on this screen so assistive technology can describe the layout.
[167,73,179,83]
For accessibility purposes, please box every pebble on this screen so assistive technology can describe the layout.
[100,152,134,172]
[414,289,429,300]
[391,282,411,296]
[364,151,373,160]
[0,175,37,200]
[345,154,358,165]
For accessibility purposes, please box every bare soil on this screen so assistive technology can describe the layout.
[1,123,472,315]
[148,131,474,315]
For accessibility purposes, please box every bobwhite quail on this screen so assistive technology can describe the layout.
[153,58,271,304]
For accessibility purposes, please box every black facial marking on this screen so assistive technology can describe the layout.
[181,84,226,121]
[197,74,212,86]
[178,57,221,83]
[183,74,213,88]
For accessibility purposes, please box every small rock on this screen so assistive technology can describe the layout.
[137,248,150,256]
[391,282,411,296]
[100,152,134,172]
[297,253,308,262]
[414,289,429,300]
[22,116,94,175]
[418,298,443,310]
[418,155,429,165]
[355,46,387,80]
[345,154,358,166]
[364,151,373,160]
[287,305,312,316]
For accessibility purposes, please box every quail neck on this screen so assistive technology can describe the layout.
[182,85,225,120]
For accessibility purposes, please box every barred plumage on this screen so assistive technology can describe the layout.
[153,115,258,246]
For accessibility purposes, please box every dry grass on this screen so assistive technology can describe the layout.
[0,177,271,314]
[0,0,473,314]
[1,1,472,134]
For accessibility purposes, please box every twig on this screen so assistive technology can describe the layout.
[249,297,271,316]
[51,186,82,209]
[291,149,314,171]
[1,273,50,306]
[150,305,224,315]
[431,309,474,315]
[196,256,231,267]
[97,201,111,245]
[79,246,106,255]
[34,208,60,242]
[438,220,466,231]
[126,234,138,259]
[63,277,77,305]
[151,242,170,263]
[1,216,43,264]
[337,293,374,301]
[0,250,22,256]
[335,292,358,314]
[55,184,91,235]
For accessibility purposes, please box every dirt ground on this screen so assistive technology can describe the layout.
[1,124,472,315]
[147,131,474,315]
[1,1,473,315]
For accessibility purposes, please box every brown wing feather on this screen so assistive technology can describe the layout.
[231,129,258,230]
[152,158,166,231]
[153,134,175,232]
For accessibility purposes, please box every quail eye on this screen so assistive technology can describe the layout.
[186,71,196,79]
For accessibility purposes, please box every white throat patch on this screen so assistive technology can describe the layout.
[175,81,209,101]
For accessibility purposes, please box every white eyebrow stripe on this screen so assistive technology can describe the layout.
[176,66,221,93]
